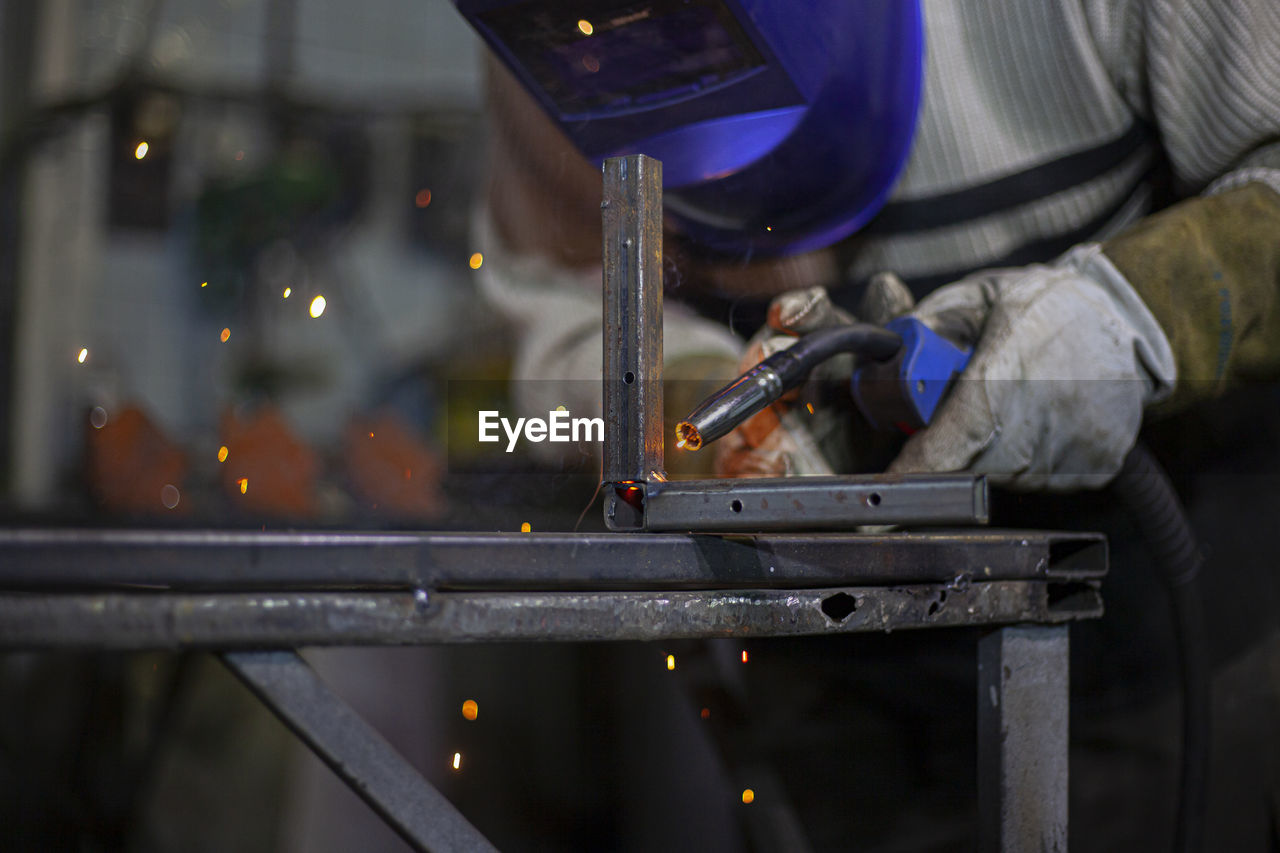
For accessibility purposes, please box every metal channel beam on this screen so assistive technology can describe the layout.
[642,474,989,531]
[0,528,1106,591]
[223,650,496,853]
[602,153,664,504]
[0,582,1101,649]
[978,625,1070,853]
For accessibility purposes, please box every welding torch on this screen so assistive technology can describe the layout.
[675,316,973,451]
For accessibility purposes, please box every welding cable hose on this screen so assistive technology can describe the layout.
[676,324,901,450]
[1111,442,1209,853]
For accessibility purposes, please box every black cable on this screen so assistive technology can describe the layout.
[763,324,902,387]
[1111,442,1209,853]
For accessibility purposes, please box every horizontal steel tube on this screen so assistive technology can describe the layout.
[642,474,990,531]
[0,528,1103,591]
[0,582,1100,649]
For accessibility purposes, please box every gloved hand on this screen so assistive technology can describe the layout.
[713,274,914,478]
[887,243,1177,490]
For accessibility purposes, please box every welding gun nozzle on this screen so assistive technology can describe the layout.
[673,323,903,453]
[675,422,703,452]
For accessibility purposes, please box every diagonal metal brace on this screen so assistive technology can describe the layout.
[222,650,497,853]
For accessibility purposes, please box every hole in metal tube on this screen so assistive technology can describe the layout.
[730,499,743,513]
[866,492,882,507]
[820,592,858,622]
[623,372,635,384]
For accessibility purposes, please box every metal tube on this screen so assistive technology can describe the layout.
[0,527,1106,591]
[641,474,989,531]
[602,154,664,527]
[224,650,497,853]
[978,625,1070,853]
[0,582,1101,649]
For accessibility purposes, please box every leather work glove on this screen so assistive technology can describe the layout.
[713,275,914,478]
[887,244,1176,490]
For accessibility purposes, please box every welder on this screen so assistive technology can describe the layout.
[457,1,1280,849]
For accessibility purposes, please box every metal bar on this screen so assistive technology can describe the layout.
[642,474,989,531]
[0,528,1106,591]
[602,153,664,512]
[223,650,496,853]
[0,582,1100,649]
[978,625,1070,853]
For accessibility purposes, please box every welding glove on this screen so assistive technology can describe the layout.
[714,275,914,478]
[887,243,1176,490]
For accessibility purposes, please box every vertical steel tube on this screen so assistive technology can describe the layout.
[602,155,664,528]
[978,625,1070,853]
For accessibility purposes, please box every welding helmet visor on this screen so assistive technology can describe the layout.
[458,0,923,257]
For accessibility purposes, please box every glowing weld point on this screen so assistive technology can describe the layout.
[577,19,593,35]
[217,446,229,463]
[462,700,479,721]
[742,789,755,804]
[237,477,248,494]
[201,281,208,288]
[700,707,710,720]
[452,752,462,771]
[469,253,484,270]
[806,403,815,414]
[666,654,676,671]
[282,287,291,299]
[77,348,89,364]
[309,295,326,318]
[741,650,749,664]
[220,327,231,343]
[135,141,149,160]
[520,522,532,533]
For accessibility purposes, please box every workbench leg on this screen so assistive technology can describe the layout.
[978,625,1069,853]
[223,650,497,853]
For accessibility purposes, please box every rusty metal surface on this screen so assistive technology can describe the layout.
[642,473,989,531]
[0,581,1100,649]
[0,528,1105,591]
[602,154,665,495]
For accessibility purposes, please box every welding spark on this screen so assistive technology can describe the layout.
[451,752,462,771]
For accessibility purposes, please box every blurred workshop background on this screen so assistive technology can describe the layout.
[0,4,721,852]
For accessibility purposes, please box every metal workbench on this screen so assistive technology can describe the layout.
[0,155,1104,852]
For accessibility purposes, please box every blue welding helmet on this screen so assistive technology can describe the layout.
[456,0,923,256]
